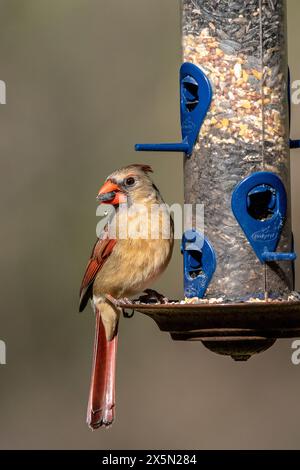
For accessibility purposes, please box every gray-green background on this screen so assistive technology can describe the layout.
[0,0,300,449]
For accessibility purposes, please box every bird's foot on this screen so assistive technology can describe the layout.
[115,297,135,318]
[138,289,169,304]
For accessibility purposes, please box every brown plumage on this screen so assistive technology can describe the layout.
[80,164,174,429]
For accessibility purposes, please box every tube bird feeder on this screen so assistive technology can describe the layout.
[110,0,300,361]
[183,0,294,300]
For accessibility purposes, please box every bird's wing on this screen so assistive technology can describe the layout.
[79,233,117,312]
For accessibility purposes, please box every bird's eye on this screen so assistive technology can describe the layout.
[125,177,135,187]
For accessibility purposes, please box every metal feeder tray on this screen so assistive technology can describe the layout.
[106,296,300,362]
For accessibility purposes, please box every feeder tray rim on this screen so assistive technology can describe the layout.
[105,294,300,312]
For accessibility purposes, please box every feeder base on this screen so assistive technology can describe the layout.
[201,339,276,361]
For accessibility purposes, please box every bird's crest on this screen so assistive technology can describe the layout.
[127,164,153,174]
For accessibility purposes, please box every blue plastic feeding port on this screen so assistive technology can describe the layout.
[181,229,216,298]
[232,172,297,263]
[135,62,212,157]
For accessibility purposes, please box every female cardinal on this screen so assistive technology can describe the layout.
[79,164,174,429]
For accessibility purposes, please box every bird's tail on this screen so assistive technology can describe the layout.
[87,307,118,429]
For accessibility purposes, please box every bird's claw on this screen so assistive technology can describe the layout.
[122,309,134,319]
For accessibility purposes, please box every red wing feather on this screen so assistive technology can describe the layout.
[79,235,116,312]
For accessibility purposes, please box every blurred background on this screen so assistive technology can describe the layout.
[0,0,300,450]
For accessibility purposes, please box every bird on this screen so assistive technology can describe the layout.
[79,164,174,429]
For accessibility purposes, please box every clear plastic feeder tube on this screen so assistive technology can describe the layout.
[182,0,293,300]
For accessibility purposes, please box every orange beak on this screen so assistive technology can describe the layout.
[97,180,126,205]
